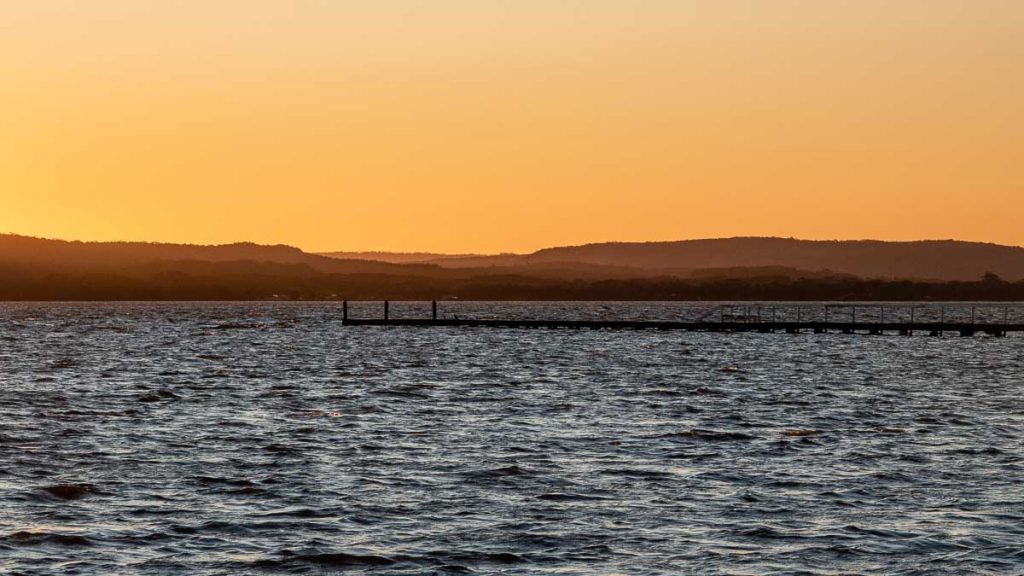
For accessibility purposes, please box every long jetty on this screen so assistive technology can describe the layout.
[341,301,1024,337]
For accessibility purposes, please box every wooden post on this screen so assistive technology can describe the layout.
[384,300,390,323]
[343,300,348,321]
[432,300,438,321]
[910,306,915,324]
[971,306,976,326]
[852,306,856,325]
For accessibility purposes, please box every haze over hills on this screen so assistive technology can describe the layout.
[0,234,658,281]
[323,238,1024,282]
[319,251,489,265]
[5,233,1024,301]
[6,233,1024,282]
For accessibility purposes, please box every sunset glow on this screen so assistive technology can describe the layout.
[2,1,1022,252]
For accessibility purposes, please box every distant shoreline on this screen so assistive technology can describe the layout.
[4,234,1024,302]
[3,276,1024,302]
[4,299,1024,303]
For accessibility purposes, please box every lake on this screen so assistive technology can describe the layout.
[1,303,1022,574]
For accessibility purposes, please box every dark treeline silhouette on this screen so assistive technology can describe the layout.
[4,234,1024,301]
[2,260,1023,301]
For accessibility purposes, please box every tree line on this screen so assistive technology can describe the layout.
[1,261,1022,301]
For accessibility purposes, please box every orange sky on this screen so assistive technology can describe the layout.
[2,1,1022,253]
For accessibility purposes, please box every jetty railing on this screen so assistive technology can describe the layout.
[341,301,1024,337]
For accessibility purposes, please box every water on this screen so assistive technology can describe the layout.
[1,302,1022,575]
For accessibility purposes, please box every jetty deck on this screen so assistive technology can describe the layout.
[341,301,1024,337]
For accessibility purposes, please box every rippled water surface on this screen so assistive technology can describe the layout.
[1,303,1023,575]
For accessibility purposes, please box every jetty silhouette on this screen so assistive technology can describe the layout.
[343,301,1022,338]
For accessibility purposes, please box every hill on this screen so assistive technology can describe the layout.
[328,238,1024,282]
[522,238,1024,281]
[0,234,441,276]
[4,234,1024,300]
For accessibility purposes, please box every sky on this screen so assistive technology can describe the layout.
[2,1,1022,253]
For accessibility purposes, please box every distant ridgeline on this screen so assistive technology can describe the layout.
[3,234,1024,301]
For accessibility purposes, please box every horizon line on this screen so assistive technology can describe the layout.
[3,231,1024,255]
